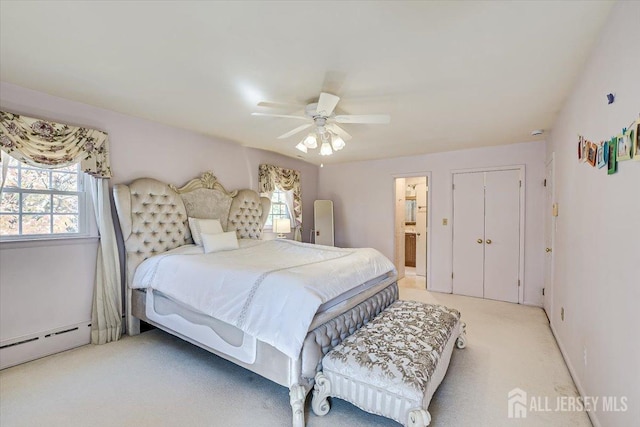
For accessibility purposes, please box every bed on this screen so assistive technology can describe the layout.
[113,172,398,427]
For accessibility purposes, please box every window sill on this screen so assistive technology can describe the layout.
[0,235,100,250]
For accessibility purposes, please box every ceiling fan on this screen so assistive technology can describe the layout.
[251,92,391,156]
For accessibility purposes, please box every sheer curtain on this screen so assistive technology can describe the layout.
[0,111,122,344]
[88,176,122,343]
[258,164,303,241]
[283,187,296,230]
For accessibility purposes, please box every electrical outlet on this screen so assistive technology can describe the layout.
[561,307,565,321]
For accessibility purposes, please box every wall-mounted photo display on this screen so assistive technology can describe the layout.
[617,130,632,161]
[596,140,608,168]
[607,137,618,175]
[586,141,598,166]
[578,135,585,161]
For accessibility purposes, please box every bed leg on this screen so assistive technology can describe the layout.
[456,322,467,349]
[311,372,331,416]
[127,315,140,336]
[289,384,306,427]
[408,408,431,427]
[126,288,140,336]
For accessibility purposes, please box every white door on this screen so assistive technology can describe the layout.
[483,170,520,303]
[394,178,406,279]
[452,172,485,298]
[415,179,427,276]
[452,168,522,303]
[543,158,555,318]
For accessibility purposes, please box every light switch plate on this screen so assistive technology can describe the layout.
[552,203,558,217]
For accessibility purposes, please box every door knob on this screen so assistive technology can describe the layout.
[546,248,552,253]
[477,239,483,244]
[417,233,421,236]
[486,239,492,244]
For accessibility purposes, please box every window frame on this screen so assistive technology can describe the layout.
[264,188,292,230]
[0,160,91,242]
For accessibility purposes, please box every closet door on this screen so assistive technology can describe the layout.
[452,172,485,298]
[483,170,521,303]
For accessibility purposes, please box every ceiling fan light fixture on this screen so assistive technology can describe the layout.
[320,141,333,156]
[295,142,308,153]
[303,133,317,149]
[253,91,390,157]
[331,135,345,151]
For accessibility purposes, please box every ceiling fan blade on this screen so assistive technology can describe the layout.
[334,114,391,124]
[251,112,309,121]
[277,123,313,139]
[327,123,352,141]
[316,92,340,116]
[257,101,304,110]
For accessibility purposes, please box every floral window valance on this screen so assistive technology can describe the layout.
[259,164,302,241]
[0,111,111,178]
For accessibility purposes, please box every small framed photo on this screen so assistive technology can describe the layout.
[632,119,640,162]
[578,135,584,160]
[608,137,617,175]
[617,131,631,161]
[586,142,597,166]
[596,140,608,169]
[577,135,589,162]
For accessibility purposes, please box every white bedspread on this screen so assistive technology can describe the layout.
[132,239,396,359]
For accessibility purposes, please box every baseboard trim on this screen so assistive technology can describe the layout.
[523,301,543,308]
[549,322,599,427]
[1,321,91,370]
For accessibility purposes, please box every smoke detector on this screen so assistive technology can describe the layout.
[531,129,544,136]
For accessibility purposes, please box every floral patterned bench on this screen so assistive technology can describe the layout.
[311,300,467,427]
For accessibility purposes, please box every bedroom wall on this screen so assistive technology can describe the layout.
[0,81,318,364]
[318,140,546,306]
[544,2,639,426]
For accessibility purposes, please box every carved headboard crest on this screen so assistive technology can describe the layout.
[169,171,238,197]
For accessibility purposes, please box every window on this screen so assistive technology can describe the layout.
[264,188,291,229]
[0,157,87,239]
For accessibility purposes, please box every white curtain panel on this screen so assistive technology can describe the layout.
[88,176,122,344]
[283,188,301,241]
[0,151,8,191]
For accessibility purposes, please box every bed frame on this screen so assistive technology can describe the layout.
[113,172,398,427]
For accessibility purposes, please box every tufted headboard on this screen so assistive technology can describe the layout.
[113,172,270,291]
[228,189,270,239]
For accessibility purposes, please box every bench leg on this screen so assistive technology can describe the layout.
[408,408,431,427]
[312,372,331,416]
[456,322,467,349]
[289,384,306,427]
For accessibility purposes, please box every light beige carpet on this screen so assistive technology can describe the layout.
[0,286,591,427]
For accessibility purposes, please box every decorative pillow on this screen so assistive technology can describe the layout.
[188,217,223,246]
[202,231,239,254]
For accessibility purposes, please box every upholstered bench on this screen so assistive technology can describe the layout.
[311,300,467,427]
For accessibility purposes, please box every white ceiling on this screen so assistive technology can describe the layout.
[0,1,613,165]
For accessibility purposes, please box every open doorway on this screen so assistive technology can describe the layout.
[394,174,430,289]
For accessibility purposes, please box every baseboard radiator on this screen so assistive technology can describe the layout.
[0,322,91,370]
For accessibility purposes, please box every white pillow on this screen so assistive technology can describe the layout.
[202,231,239,254]
[189,217,223,246]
